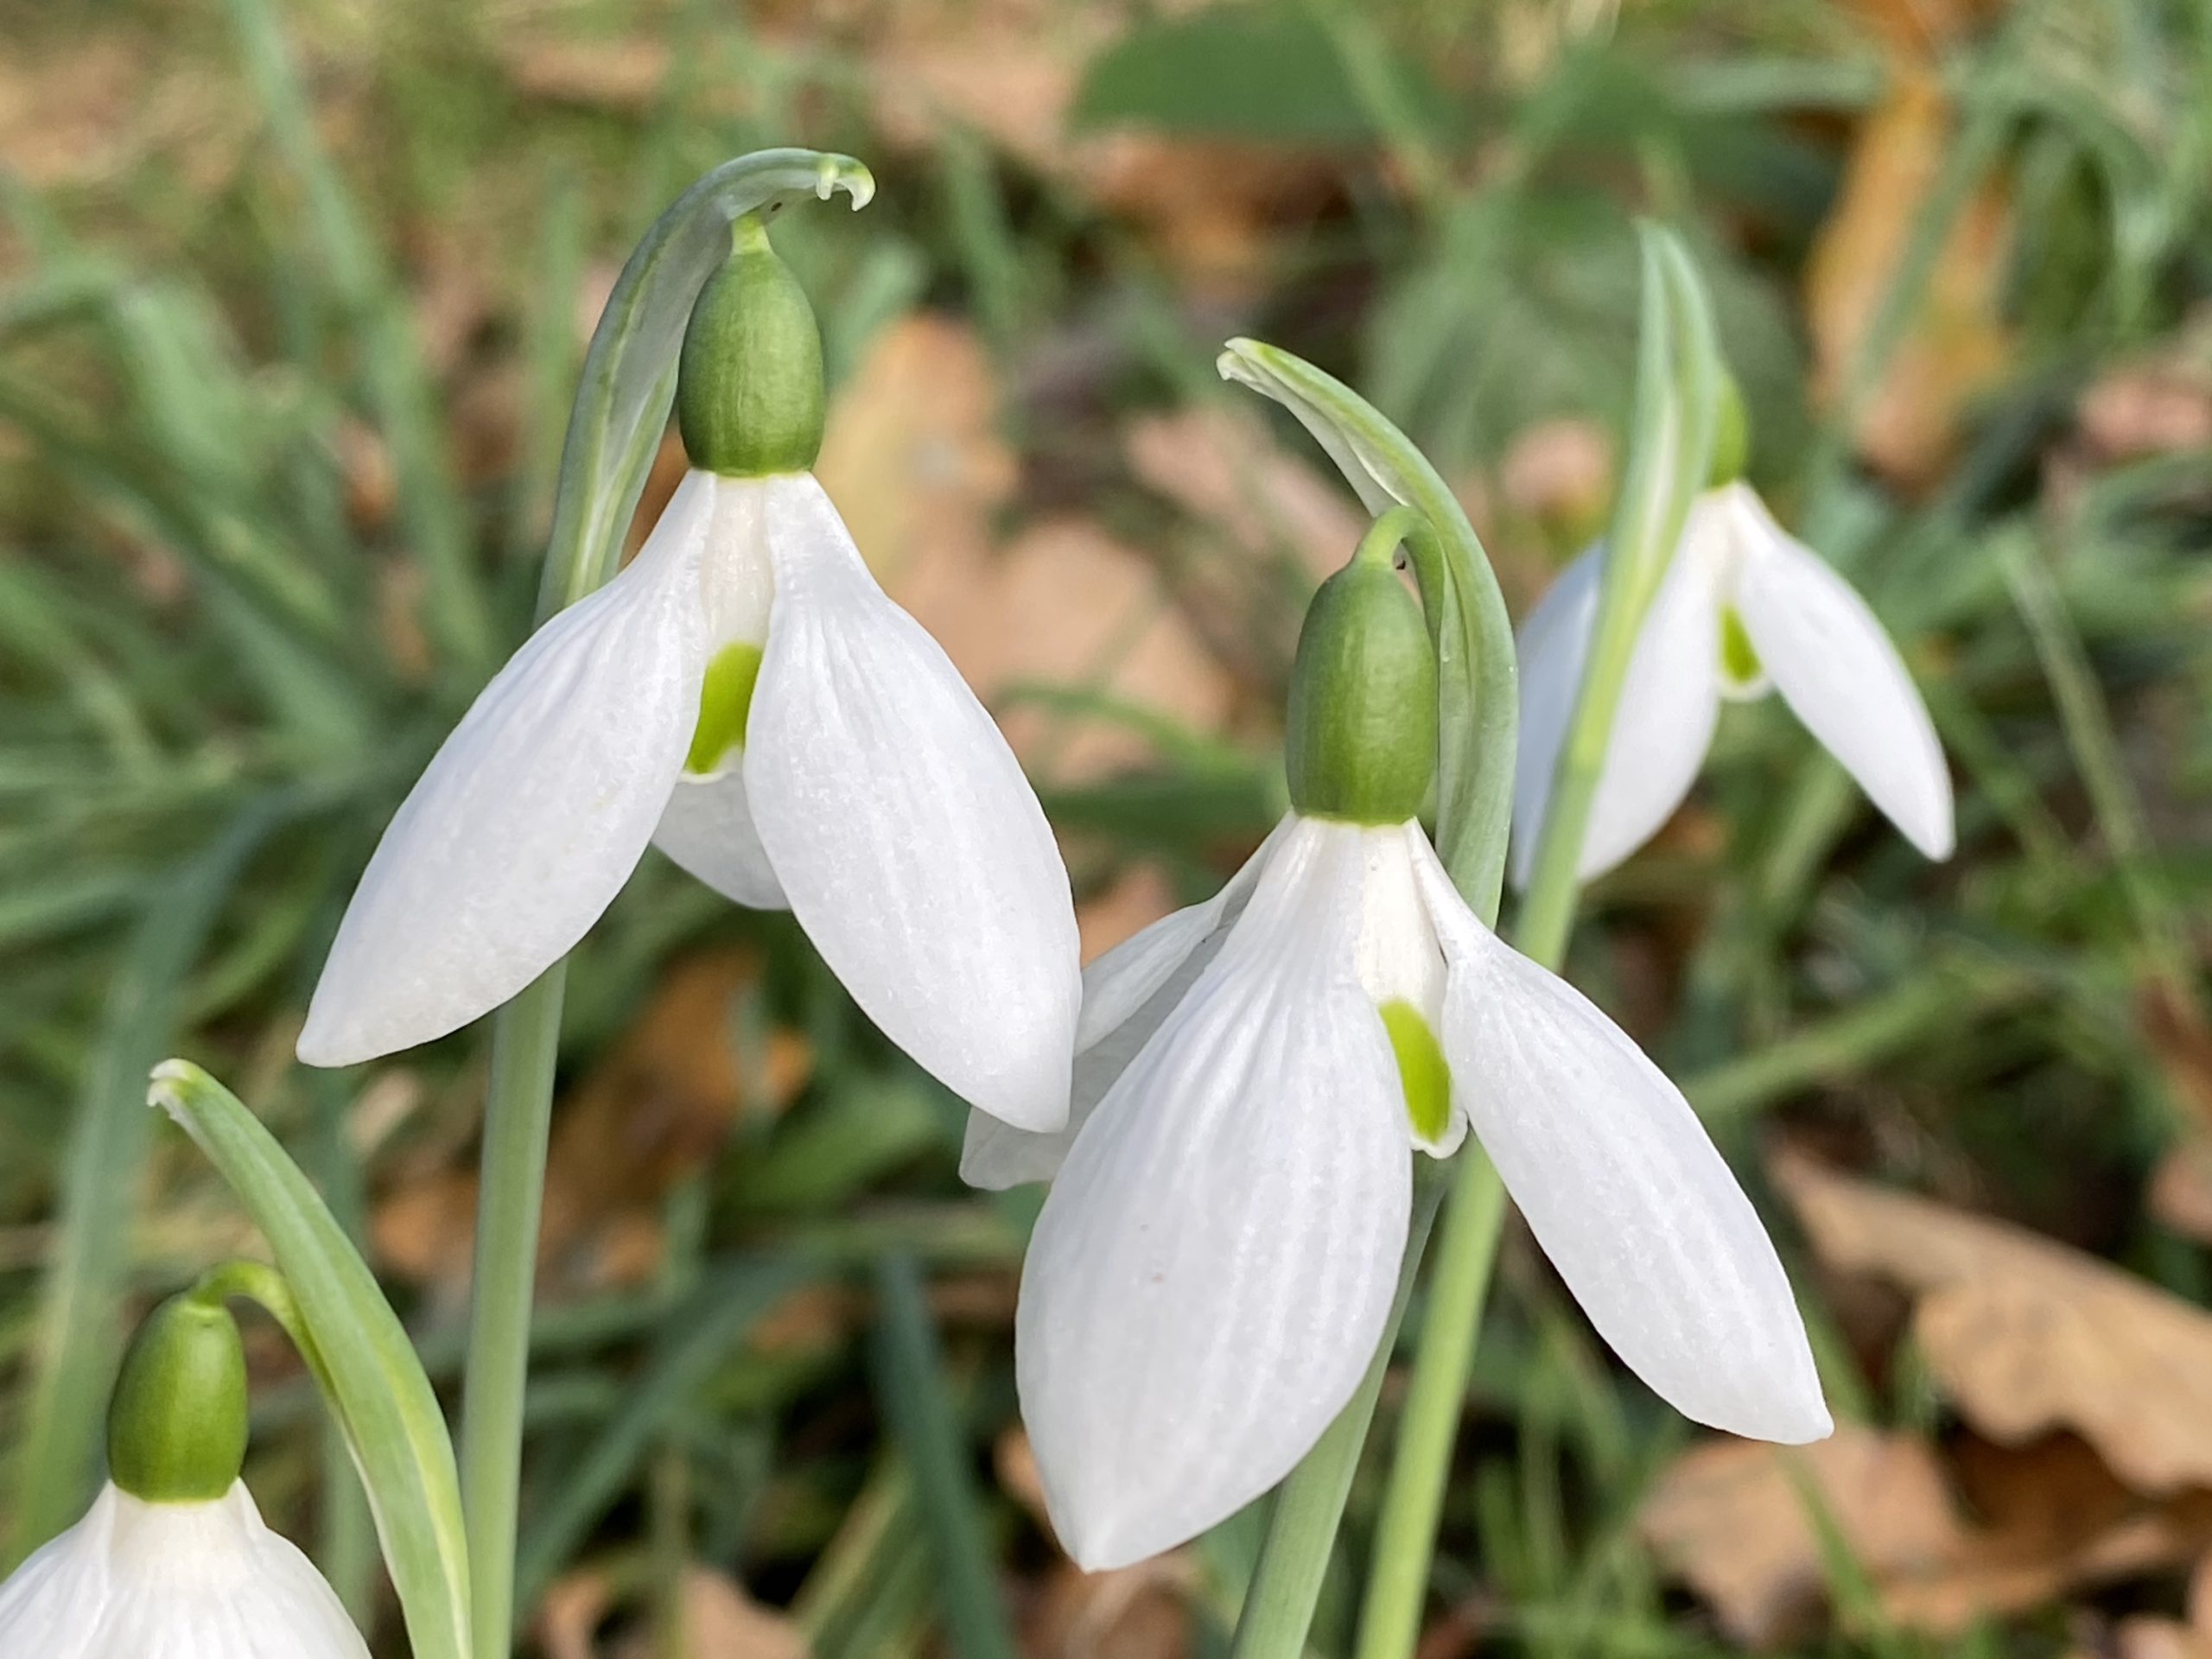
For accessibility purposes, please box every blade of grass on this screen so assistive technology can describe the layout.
[870,1252,1020,1659]
[7,799,284,1565]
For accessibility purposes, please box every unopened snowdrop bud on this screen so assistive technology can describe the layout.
[1284,506,1438,825]
[0,1292,369,1656]
[678,213,825,477]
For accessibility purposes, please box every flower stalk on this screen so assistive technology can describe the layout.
[1351,223,1724,1659]
[451,149,873,1658]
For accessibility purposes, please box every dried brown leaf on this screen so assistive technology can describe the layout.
[1777,1154,2212,1493]
[1642,1427,2212,1644]
[1804,69,2012,487]
[1125,406,1366,585]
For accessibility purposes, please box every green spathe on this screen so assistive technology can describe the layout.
[106,1290,249,1503]
[677,215,825,476]
[1285,510,1439,824]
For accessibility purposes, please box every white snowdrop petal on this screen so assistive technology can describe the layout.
[0,1483,369,1657]
[1509,546,1599,891]
[962,822,1290,1190]
[652,766,788,910]
[299,473,714,1065]
[1411,846,1831,1444]
[745,474,1081,1131]
[1017,818,1413,1569]
[1727,487,1955,860]
[1510,537,1723,885]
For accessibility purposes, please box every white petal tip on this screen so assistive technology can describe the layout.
[1715,1395,1835,1446]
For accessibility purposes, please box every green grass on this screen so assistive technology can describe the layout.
[3,0,2210,1654]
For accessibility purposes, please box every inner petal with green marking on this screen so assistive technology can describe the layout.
[1718,605,1766,699]
[683,640,765,775]
[1379,998,1452,1147]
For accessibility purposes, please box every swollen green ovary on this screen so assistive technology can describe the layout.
[684,641,765,774]
[1380,999,1452,1146]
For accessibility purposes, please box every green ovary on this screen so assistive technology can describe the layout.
[1719,606,1763,690]
[683,641,765,774]
[1380,999,1452,1146]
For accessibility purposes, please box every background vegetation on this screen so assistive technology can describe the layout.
[3,0,2209,1654]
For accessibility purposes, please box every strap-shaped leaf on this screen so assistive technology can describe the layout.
[1511,222,1719,961]
[539,147,874,614]
[1217,340,1516,925]
[150,1060,473,1659]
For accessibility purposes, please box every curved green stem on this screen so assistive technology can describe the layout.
[1217,343,1516,1659]
[1352,224,1722,1659]
[458,147,873,1658]
[1226,1173,1446,1659]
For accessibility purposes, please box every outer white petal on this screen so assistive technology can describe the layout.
[746,474,1080,1131]
[1725,486,1955,861]
[0,1482,369,1656]
[961,821,1289,1190]
[299,474,712,1065]
[1510,536,1724,886]
[652,767,787,909]
[1411,845,1830,1444]
[1017,817,1412,1569]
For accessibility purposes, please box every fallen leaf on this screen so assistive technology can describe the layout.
[1640,1426,1967,1643]
[821,317,1236,779]
[374,952,808,1294]
[1125,405,1367,586]
[902,515,1237,781]
[844,0,1332,296]
[1803,67,2012,487]
[1641,1426,2212,1644]
[815,315,1017,597]
[1777,1153,2212,1493]
[615,1568,810,1659]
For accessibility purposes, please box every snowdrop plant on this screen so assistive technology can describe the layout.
[967,507,1831,1572]
[0,1291,368,1658]
[1513,386,1955,884]
[299,210,1080,1132]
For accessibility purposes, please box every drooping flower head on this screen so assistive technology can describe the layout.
[0,1293,368,1656]
[300,213,1081,1131]
[1514,395,1954,886]
[967,512,1829,1571]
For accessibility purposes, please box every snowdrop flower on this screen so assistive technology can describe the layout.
[0,1294,368,1657]
[1513,476,1954,886]
[300,216,1080,1130]
[965,515,1829,1571]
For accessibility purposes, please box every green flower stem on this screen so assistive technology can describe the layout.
[1227,1172,1446,1659]
[1352,224,1720,1659]
[462,966,564,1658]
[453,149,871,1658]
[1215,341,1516,1659]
